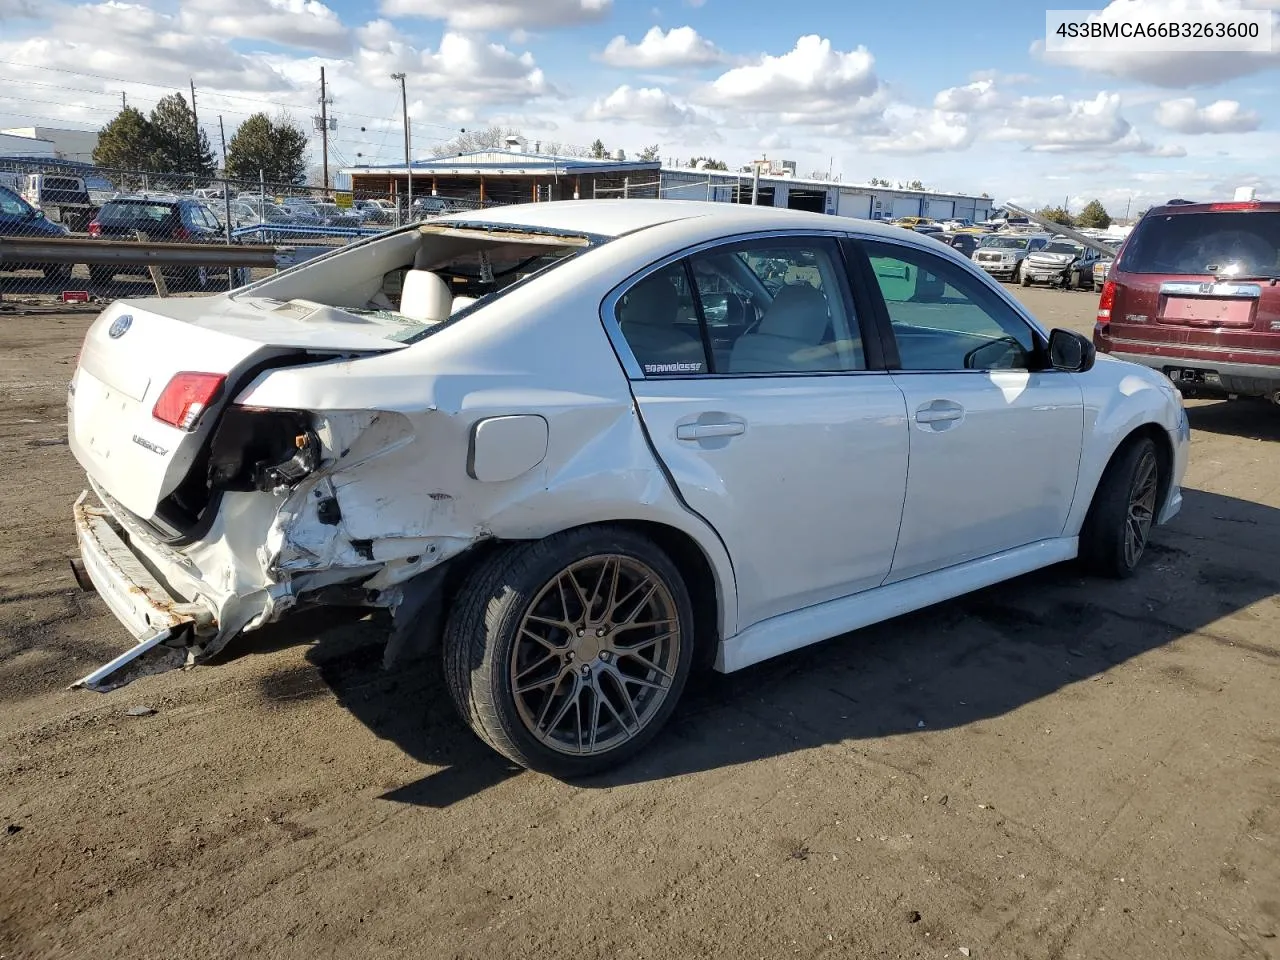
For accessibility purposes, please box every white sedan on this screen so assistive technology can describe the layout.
[66,200,1190,775]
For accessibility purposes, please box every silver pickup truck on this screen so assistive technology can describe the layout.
[970,233,1051,282]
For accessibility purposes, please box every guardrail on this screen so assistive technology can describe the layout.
[0,236,281,268]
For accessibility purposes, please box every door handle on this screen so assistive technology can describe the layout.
[676,420,746,441]
[914,401,964,424]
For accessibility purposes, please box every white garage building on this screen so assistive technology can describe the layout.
[659,167,991,223]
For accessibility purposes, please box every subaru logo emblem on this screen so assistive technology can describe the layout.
[108,314,132,339]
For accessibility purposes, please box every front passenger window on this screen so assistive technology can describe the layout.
[862,240,1037,372]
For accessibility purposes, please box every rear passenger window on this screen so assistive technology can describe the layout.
[690,239,863,374]
[614,263,710,376]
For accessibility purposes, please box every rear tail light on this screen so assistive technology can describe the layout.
[1095,279,1116,332]
[87,221,100,237]
[152,372,226,431]
[175,225,191,241]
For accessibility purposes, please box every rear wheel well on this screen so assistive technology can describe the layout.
[396,521,724,673]
[611,520,723,673]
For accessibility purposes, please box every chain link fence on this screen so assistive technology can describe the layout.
[0,160,495,307]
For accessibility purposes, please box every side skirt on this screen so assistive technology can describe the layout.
[715,537,1079,673]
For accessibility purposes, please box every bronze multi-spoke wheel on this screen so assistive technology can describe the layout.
[443,527,695,776]
[1080,436,1162,579]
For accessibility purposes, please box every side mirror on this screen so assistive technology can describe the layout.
[1047,328,1096,372]
[32,209,45,220]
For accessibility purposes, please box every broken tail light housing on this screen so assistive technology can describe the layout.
[153,372,226,431]
[207,407,320,493]
[87,221,101,237]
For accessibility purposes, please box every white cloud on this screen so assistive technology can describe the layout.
[180,0,349,54]
[582,85,701,126]
[0,0,41,15]
[1154,97,1261,133]
[699,35,881,124]
[1039,0,1280,87]
[983,90,1186,156]
[0,2,293,92]
[933,79,1001,113]
[598,26,725,68]
[377,0,610,30]
[862,107,974,154]
[354,24,554,106]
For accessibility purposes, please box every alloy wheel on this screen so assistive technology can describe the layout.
[1124,449,1158,568]
[509,555,681,757]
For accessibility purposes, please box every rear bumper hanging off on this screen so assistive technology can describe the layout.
[70,491,218,690]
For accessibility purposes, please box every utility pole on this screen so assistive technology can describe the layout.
[218,115,232,244]
[319,67,329,193]
[391,72,411,224]
[189,79,201,179]
[121,91,126,111]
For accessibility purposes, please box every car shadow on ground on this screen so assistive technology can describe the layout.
[1185,398,1280,442]
[258,484,1280,807]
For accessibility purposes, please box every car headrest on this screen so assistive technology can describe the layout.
[619,272,679,328]
[399,269,452,324]
[757,283,830,343]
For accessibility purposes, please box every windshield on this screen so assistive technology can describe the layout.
[1119,211,1280,276]
[981,236,1027,249]
[1042,241,1081,255]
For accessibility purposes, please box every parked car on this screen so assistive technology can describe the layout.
[972,233,1051,282]
[21,172,99,232]
[1093,258,1113,287]
[1094,199,1280,403]
[66,200,1188,775]
[940,232,980,258]
[87,196,228,287]
[892,216,935,229]
[410,196,469,219]
[912,224,944,236]
[1020,239,1103,290]
[230,199,296,228]
[309,201,363,228]
[354,199,394,224]
[0,183,76,284]
[941,218,974,231]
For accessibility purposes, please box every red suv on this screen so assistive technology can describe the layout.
[1093,199,1280,403]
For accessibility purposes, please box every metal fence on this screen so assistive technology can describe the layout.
[0,161,495,306]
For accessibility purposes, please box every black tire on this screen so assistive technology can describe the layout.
[1020,270,1032,287]
[1010,261,1022,284]
[442,525,696,777]
[1079,437,1160,579]
[89,265,115,287]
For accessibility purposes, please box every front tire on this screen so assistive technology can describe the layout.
[443,526,696,777]
[1079,437,1160,579]
[1010,261,1022,284]
[1020,271,1032,287]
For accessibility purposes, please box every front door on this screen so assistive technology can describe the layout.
[855,238,1085,582]
[611,236,910,632]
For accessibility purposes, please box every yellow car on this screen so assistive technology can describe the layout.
[892,216,935,228]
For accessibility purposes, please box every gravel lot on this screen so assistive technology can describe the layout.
[2,284,1277,960]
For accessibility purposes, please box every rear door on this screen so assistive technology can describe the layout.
[852,238,1084,582]
[1108,207,1280,372]
[612,233,910,632]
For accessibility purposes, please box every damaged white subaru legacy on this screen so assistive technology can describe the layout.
[67,200,1189,775]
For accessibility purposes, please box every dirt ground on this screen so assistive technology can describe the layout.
[1,285,1277,960]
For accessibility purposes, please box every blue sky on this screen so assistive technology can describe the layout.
[1,0,1277,214]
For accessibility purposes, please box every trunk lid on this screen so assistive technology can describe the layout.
[69,295,416,520]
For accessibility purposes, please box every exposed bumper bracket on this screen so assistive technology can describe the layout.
[69,628,187,692]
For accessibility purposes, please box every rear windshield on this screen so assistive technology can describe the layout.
[981,237,1027,249]
[1120,211,1280,276]
[100,201,174,223]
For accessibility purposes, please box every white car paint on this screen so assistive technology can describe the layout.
[67,200,1188,692]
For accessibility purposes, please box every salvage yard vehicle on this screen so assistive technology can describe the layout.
[972,233,1051,282]
[20,172,99,232]
[67,200,1189,776]
[1020,239,1102,290]
[1094,198,1280,403]
[87,196,230,288]
[0,183,76,284]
